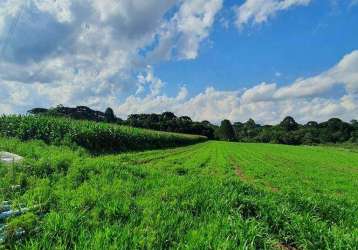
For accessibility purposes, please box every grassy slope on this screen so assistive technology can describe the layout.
[0,139,357,249]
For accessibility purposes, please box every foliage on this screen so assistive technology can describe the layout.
[27,105,358,146]
[28,105,123,123]
[126,112,215,139]
[104,107,116,123]
[0,115,206,154]
[28,106,215,139]
[279,116,299,131]
[216,119,236,141]
[224,116,357,145]
[0,138,357,249]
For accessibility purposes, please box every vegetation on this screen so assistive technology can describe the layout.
[28,105,123,123]
[0,115,206,154]
[28,106,215,138]
[215,119,236,141]
[232,117,358,145]
[104,107,116,123]
[28,105,358,146]
[126,112,215,139]
[0,138,357,249]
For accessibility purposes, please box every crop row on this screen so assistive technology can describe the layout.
[0,115,206,153]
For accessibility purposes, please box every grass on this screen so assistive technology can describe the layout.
[0,138,357,249]
[0,115,206,153]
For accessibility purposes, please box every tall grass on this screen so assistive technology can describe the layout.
[0,139,357,249]
[0,115,206,153]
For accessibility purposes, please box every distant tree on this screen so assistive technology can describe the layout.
[302,131,319,145]
[161,112,176,121]
[245,119,256,129]
[27,108,48,115]
[256,128,273,143]
[280,116,298,131]
[104,107,116,122]
[201,120,211,126]
[319,118,353,143]
[350,120,358,143]
[25,104,358,145]
[179,116,192,122]
[125,112,214,138]
[244,119,259,139]
[218,120,236,141]
[305,121,318,128]
[350,131,358,143]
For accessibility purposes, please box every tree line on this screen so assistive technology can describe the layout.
[216,117,358,145]
[28,105,215,139]
[28,105,358,145]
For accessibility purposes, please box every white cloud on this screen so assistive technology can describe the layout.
[148,0,223,60]
[274,50,358,99]
[136,65,165,96]
[175,0,223,59]
[350,0,358,7]
[0,0,222,114]
[241,82,277,103]
[0,1,357,125]
[115,50,358,124]
[235,0,311,29]
[2,49,358,124]
[34,0,73,23]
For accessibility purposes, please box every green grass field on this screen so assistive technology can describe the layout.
[1,138,357,249]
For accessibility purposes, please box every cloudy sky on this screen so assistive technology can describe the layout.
[0,0,357,124]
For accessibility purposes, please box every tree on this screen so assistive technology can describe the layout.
[305,121,318,128]
[280,116,298,131]
[245,119,256,129]
[218,120,236,141]
[27,108,48,115]
[179,116,192,122]
[319,118,353,143]
[161,112,176,121]
[201,120,211,126]
[244,119,259,140]
[104,107,116,122]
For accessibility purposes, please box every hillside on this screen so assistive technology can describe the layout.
[1,138,357,249]
[0,116,206,153]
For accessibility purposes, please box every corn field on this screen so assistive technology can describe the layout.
[0,115,207,153]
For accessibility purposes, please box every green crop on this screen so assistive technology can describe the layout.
[0,115,206,153]
[1,138,357,249]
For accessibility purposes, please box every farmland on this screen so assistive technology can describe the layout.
[0,116,206,153]
[1,137,357,249]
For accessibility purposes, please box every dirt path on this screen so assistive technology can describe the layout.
[230,155,279,193]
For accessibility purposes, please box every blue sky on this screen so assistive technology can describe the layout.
[0,0,358,124]
[157,0,358,96]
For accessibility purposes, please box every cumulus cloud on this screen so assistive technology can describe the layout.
[235,0,311,28]
[274,50,358,99]
[114,50,358,124]
[2,47,357,124]
[0,0,222,114]
[0,1,357,125]
[241,82,277,103]
[148,0,223,60]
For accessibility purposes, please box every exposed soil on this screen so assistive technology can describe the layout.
[230,155,279,193]
[275,242,297,250]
